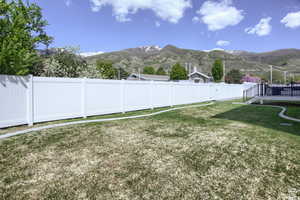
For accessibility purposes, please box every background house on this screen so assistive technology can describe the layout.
[128,67,211,83]
[188,67,211,83]
[127,74,170,81]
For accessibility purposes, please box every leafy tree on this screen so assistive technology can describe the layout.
[294,75,300,82]
[96,60,117,79]
[35,47,87,77]
[170,63,187,80]
[116,67,129,79]
[211,59,224,82]
[260,71,284,84]
[143,66,155,74]
[225,69,243,84]
[156,67,166,75]
[0,0,52,75]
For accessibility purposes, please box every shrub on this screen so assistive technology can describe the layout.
[143,66,155,74]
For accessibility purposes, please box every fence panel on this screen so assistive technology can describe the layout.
[33,77,82,123]
[152,82,171,108]
[0,75,29,128]
[0,74,252,129]
[85,79,123,116]
[124,81,151,112]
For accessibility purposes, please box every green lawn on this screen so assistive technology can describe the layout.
[0,101,300,200]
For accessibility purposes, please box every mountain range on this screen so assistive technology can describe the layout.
[85,45,300,76]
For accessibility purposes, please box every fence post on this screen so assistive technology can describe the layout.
[150,81,154,110]
[81,77,87,118]
[169,82,174,107]
[27,74,34,126]
[121,79,125,113]
[291,82,293,97]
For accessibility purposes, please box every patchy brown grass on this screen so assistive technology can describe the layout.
[0,101,300,200]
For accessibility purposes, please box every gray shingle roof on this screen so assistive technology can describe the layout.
[128,74,170,81]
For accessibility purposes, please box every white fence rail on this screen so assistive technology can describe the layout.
[0,75,254,128]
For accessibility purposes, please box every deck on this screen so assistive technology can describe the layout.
[248,96,300,104]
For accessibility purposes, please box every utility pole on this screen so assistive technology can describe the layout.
[284,71,287,84]
[270,65,273,85]
[223,60,226,82]
[138,68,141,80]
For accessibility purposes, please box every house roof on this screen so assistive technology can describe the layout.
[129,73,170,81]
[188,71,210,79]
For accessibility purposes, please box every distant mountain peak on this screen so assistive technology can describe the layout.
[137,45,162,52]
[163,44,178,49]
[84,45,300,76]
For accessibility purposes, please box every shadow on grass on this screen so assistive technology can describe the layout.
[213,104,300,137]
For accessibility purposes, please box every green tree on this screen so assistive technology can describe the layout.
[34,47,87,77]
[211,59,224,82]
[156,67,166,75]
[96,60,117,79]
[225,69,243,84]
[170,63,187,80]
[261,71,284,84]
[115,67,129,80]
[143,66,155,74]
[0,0,52,75]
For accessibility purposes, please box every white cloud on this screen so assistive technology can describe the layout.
[203,48,224,52]
[216,40,230,46]
[281,11,300,28]
[65,0,72,7]
[89,0,192,23]
[192,16,200,23]
[245,17,272,36]
[155,21,161,27]
[196,0,244,31]
[80,51,104,57]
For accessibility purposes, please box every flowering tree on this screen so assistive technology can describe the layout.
[241,74,261,83]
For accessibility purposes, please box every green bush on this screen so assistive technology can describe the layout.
[143,66,155,74]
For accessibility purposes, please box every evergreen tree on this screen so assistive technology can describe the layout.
[211,59,224,82]
[170,63,187,80]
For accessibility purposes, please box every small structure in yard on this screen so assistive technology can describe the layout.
[243,82,300,104]
[188,67,211,83]
[127,73,170,81]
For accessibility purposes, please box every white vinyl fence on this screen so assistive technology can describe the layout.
[0,74,254,128]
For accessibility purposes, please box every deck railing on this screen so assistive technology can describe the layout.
[264,83,300,97]
[243,84,260,102]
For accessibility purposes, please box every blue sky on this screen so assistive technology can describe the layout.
[30,0,300,54]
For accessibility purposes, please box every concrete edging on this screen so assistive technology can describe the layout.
[0,102,214,140]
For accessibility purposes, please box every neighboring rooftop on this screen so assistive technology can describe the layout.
[127,73,169,81]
